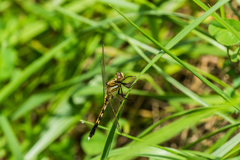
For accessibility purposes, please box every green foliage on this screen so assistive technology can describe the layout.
[81,132,107,156]
[1,0,240,160]
[209,19,240,46]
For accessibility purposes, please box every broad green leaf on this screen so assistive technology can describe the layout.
[209,19,240,46]
[196,0,240,42]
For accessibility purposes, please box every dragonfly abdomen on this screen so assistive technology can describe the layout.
[88,96,110,140]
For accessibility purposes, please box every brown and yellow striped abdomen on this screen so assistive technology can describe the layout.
[88,95,111,140]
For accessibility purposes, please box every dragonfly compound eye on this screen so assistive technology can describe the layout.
[116,72,125,81]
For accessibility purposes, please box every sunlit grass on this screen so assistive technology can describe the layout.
[1,1,240,160]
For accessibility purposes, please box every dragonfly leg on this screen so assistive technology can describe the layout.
[117,89,123,104]
[118,86,135,103]
[124,76,135,80]
[122,82,134,88]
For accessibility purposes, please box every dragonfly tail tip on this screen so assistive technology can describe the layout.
[88,137,91,141]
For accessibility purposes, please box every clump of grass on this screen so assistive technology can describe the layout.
[1,1,240,160]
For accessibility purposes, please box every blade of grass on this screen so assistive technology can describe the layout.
[111,22,235,129]
[168,15,231,54]
[185,150,216,160]
[110,0,240,111]
[183,121,240,149]
[98,0,140,11]
[84,104,230,141]
[56,5,230,89]
[194,0,240,41]
[0,114,23,160]
[11,91,56,120]
[101,2,237,158]
[24,86,77,159]
[110,24,209,107]
[0,11,131,105]
[114,30,230,89]
[25,116,76,160]
[101,51,165,160]
[0,34,76,105]
[222,145,240,159]
[113,105,223,160]
[56,2,238,158]
[212,132,240,157]
[93,146,215,160]
[110,4,236,132]
[219,0,226,19]
[86,105,229,160]
[206,127,237,153]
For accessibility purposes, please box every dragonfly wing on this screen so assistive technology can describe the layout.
[106,94,123,133]
[101,41,107,99]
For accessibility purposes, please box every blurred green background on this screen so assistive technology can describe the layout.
[1,0,240,160]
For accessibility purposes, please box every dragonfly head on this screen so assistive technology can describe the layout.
[116,72,125,82]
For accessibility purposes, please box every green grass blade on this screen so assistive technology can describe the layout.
[11,91,56,120]
[109,2,237,128]
[110,23,237,131]
[113,30,230,88]
[194,0,240,41]
[183,121,240,149]
[0,35,76,105]
[206,127,237,153]
[24,87,77,159]
[223,146,240,159]
[101,51,165,160]
[211,133,240,157]
[110,1,240,111]
[118,32,209,107]
[24,116,76,160]
[86,106,230,160]
[113,106,224,160]
[0,9,127,105]
[3,1,239,160]
[56,5,230,90]
[0,114,23,160]
[98,0,140,11]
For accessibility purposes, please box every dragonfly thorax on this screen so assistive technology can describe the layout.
[105,72,125,94]
[106,79,121,94]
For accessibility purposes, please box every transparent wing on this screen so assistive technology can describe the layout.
[106,94,124,133]
[100,41,107,99]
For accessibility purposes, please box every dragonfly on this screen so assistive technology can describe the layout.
[88,42,134,140]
